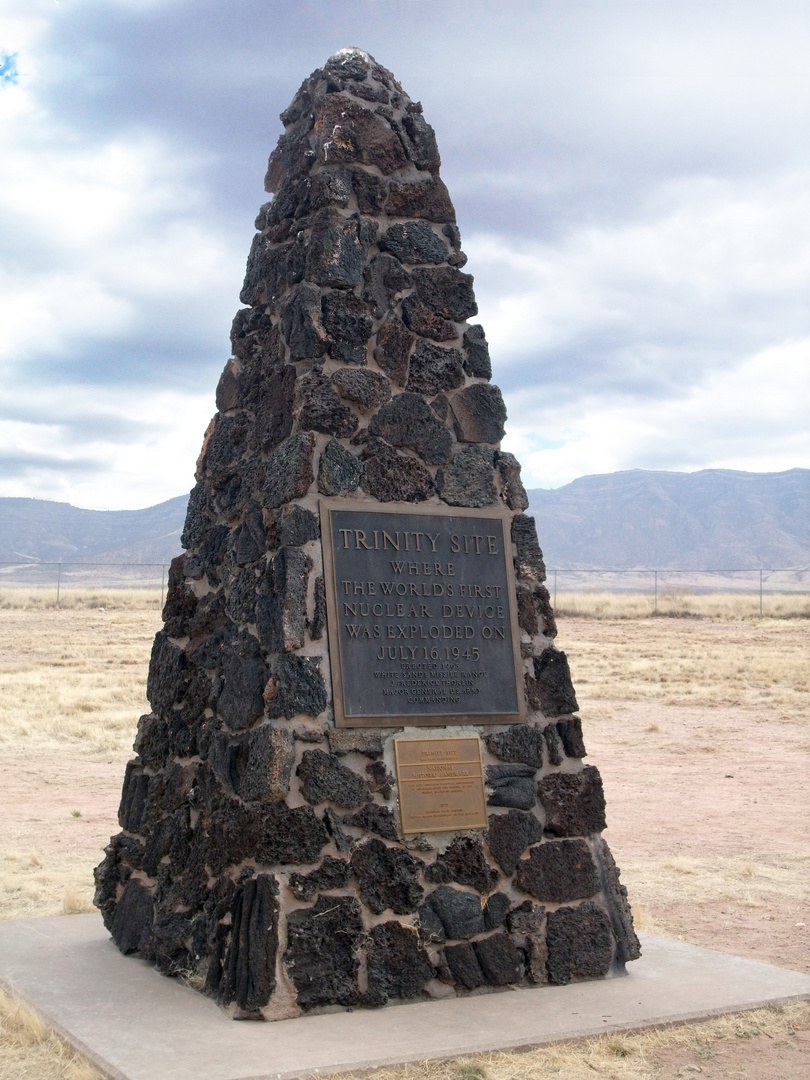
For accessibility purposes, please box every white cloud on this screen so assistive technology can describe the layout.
[505,337,810,488]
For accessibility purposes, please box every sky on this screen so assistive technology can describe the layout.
[1,0,809,511]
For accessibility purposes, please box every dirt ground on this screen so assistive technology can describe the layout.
[0,606,808,1079]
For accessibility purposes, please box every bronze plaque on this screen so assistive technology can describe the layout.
[320,500,525,728]
[394,736,487,834]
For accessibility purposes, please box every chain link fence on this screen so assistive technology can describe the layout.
[1,561,807,616]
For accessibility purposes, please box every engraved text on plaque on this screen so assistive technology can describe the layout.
[394,737,487,834]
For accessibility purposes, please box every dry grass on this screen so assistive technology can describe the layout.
[0,590,808,1078]
[0,606,154,752]
[554,589,810,620]
[561,616,810,716]
[0,986,109,1080]
[0,587,164,611]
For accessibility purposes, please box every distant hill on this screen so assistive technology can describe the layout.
[0,495,188,565]
[526,468,810,570]
[1,468,807,570]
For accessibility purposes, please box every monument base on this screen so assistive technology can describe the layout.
[2,915,808,1080]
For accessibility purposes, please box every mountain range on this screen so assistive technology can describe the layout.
[0,469,807,571]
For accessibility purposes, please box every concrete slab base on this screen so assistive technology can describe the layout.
[1,915,808,1080]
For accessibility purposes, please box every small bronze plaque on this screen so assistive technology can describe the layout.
[320,500,525,728]
[394,736,487,834]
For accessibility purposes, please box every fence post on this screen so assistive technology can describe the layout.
[56,559,62,609]
[160,564,167,610]
[553,569,557,609]
[653,570,658,614]
[759,569,763,618]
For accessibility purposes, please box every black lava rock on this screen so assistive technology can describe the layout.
[284,895,364,1008]
[545,901,614,985]
[486,809,543,875]
[538,766,607,837]
[365,921,434,1006]
[483,724,545,769]
[351,838,424,915]
[515,838,598,903]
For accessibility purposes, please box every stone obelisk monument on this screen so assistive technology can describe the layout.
[95,48,639,1020]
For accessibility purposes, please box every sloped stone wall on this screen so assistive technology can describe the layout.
[95,48,639,1020]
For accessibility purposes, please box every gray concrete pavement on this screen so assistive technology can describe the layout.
[1,914,808,1080]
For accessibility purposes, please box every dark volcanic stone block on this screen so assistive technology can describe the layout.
[451,384,506,444]
[351,838,424,915]
[594,838,641,963]
[162,555,198,638]
[365,921,434,1006]
[280,282,328,359]
[386,176,456,223]
[133,712,170,773]
[240,235,305,306]
[424,834,498,894]
[368,392,452,465]
[119,760,150,832]
[256,802,329,865]
[496,451,529,511]
[411,266,477,322]
[546,901,614,985]
[296,371,358,438]
[248,365,297,455]
[539,766,607,838]
[416,899,446,943]
[145,762,195,820]
[483,892,511,930]
[406,341,465,396]
[240,725,295,803]
[525,936,549,985]
[516,585,538,636]
[343,802,398,841]
[284,895,363,1008]
[362,255,413,320]
[350,168,388,215]
[318,437,364,495]
[256,546,312,654]
[262,432,315,510]
[400,104,441,173]
[511,514,546,581]
[486,809,543,875]
[147,632,185,718]
[557,716,587,758]
[219,874,279,1012]
[297,749,370,808]
[321,290,373,364]
[543,723,565,766]
[322,806,352,853]
[422,885,485,940]
[401,293,457,342]
[331,368,391,411]
[110,879,153,955]
[515,838,598,903]
[288,856,353,902]
[327,729,383,757]
[506,900,546,935]
[217,632,267,731]
[266,654,327,720]
[473,932,523,986]
[462,324,492,379]
[484,724,545,768]
[380,221,447,265]
[310,575,326,640]
[533,647,579,717]
[444,942,485,990]
[361,438,434,503]
[266,504,320,548]
[438,446,496,507]
[305,212,371,289]
[313,96,408,173]
[365,760,394,799]
[486,776,536,811]
[373,316,414,385]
